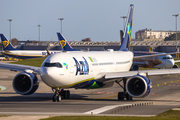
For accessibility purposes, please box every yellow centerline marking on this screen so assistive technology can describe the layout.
[153,79,180,88]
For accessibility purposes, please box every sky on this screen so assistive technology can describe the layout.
[0,0,180,42]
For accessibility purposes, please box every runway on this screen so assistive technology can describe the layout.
[1,69,180,116]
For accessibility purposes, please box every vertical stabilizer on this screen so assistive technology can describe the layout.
[0,34,18,51]
[57,32,78,51]
[119,4,134,51]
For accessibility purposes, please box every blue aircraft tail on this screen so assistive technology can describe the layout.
[119,4,134,51]
[57,32,78,51]
[0,34,18,51]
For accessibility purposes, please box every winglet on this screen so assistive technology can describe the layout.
[0,34,18,51]
[57,32,78,51]
[119,4,134,51]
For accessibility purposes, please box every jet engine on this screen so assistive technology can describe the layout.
[13,72,39,95]
[172,64,179,68]
[126,75,152,98]
[130,64,139,71]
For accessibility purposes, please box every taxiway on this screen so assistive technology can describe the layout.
[0,69,180,116]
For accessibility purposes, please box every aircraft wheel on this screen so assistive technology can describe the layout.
[118,92,124,100]
[57,95,61,102]
[52,95,56,102]
[126,93,132,100]
[63,90,67,99]
[67,90,70,98]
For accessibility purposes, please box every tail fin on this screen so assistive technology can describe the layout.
[0,34,18,51]
[57,32,78,51]
[119,4,134,51]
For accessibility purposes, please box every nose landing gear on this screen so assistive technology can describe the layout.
[52,88,70,102]
[52,89,61,102]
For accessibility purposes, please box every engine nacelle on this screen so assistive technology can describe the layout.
[13,72,39,95]
[172,64,179,68]
[130,64,139,71]
[126,75,152,98]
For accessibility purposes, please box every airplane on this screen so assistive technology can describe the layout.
[132,51,179,70]
[0,34,61,59]
[1,4,180,102]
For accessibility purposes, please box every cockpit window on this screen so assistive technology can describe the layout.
[43,62,62,68]
[162,57,173,59]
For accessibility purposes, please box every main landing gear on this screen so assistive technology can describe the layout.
[116,78,133,101]
[52,88,70,102]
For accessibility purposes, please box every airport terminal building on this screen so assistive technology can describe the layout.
[12,40,180,54]
[1,28,179,53]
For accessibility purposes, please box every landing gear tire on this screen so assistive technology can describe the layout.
[126,93,132,100]
[116,78,133,101]
[57,95,61,102]
[52,95,56,102]
[63,91,67,99]
[63,90,70,99]
[67,90,70,98]
[52,88,61,102]
[118,92,124,100]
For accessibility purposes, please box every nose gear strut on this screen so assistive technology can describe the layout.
[52,88,71,102]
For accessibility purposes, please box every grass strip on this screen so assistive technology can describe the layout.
[10,57,47,67]
[40,109,180,120]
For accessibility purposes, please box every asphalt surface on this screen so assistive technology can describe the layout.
[0,68,180,117]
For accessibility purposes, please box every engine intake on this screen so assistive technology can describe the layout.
[130,64,139,71]
[126,75,152,98]
[13,72,39,95]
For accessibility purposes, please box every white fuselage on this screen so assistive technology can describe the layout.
[40,51,133,88]
[134,52,174,68]
[3,50,61,59]
[155,54,174,68]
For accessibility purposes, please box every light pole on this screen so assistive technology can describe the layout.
[38,24,41,42]
[121,16,127,31]
[173,14,179,50]
[58,18,64,33]
[7,19,12,40]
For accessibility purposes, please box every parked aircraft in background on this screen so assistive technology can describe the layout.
[1,4,180,102]
[132,51,179,70]
[119,30,180,70]
[0,34,61,59]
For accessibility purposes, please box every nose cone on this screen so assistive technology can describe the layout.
[40,67,59,87]
[165,59,174,68]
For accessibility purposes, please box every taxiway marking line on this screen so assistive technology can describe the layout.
[0,112,81,115]
[152,79,180,88]
[84,104,132,114]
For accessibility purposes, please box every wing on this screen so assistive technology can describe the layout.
[105,68,180,79]
[174,60,180,63]
[134,52,179,59]
[0,62,40,74]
